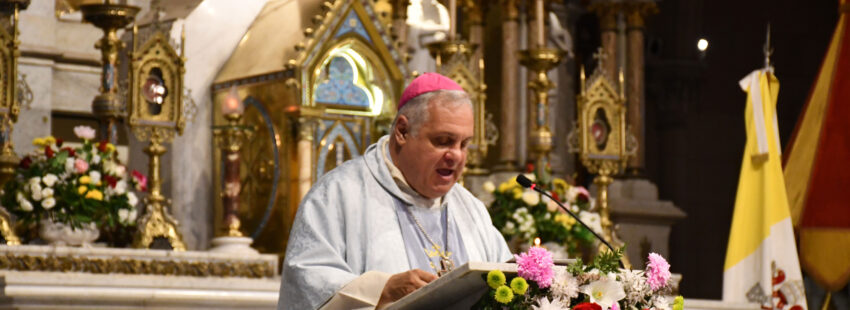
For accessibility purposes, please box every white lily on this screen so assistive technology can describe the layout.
[580,278,626,310]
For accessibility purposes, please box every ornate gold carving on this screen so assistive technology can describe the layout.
[501,0,519,20]
[569,50,636,268]
[127,26,187,251]
[519,47,565,165]
[0,250,276,278]
[0,207,18,245]
[624,1,658,29]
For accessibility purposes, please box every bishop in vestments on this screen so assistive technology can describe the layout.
[278,73,512,310]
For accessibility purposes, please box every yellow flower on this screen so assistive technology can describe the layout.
[494,285,514,304]
[497,182,511,193]
[105,143,116,153]
[44,136,56,145]
[555,213,576,228]
[673,296,684,310]
[510,277,528,295]
[79,176,91,185]
[32,137,46,147]
[78,186,88,195]
[487,270,506,289]
[85,189,103,201]
[512,188,522,200]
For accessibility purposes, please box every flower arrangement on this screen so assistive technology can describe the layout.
[1,126,145,239]
[475,247,683,310]
[484,163,601,256]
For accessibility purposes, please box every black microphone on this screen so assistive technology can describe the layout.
[515,174,624,268]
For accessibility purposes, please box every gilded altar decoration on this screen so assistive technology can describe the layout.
[0,0,30,246]
[0,127,143,246]
[126,24,187,251]
[211,0,405,254]
[568,48,638,268]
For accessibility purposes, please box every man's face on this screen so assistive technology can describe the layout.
[395,100,473,199]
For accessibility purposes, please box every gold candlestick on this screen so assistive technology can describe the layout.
[213,113,253,237]
[135,133,186,251]
[519,47,565,168]
[80,1,139,144]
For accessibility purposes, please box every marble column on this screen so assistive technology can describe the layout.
[624,1,657,173]
[589,2,620,80]
[392,0,410,58]
[465,1,485,76]
[497,0,520,170]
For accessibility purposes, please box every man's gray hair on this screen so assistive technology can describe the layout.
[392,89,472,137]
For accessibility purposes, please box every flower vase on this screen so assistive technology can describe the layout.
[39,219,99,247]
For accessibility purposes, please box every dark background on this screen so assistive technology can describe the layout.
[641,0,838,299]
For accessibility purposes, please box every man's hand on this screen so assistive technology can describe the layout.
[376,269,437,309]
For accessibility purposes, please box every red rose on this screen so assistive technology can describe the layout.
[62,147,76,157]
[98,140,108,152]
[526,163,535,173]
[45,146,54,158]
[104,175,118,188]
[19,156,31,169]
[573,303,602,310]
[552,192,560,202]
[55,138,63,147]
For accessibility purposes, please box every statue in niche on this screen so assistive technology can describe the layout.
[406,0,450,74]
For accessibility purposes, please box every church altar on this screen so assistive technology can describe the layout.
[0,245,280,309]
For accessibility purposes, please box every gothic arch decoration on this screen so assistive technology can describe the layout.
[211,0,406,255]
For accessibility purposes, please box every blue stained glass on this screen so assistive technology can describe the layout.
[315,57,370,108]
[335,9,371,43]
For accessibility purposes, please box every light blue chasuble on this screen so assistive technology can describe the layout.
[382,141,469,275]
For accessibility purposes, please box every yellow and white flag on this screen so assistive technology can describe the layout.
[723,69,807,310]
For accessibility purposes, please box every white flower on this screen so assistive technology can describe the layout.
[19,199,33,212]
[28,177,41,186]
[482,181,496,193]
[114,180,127,195]
[41,197,56,210]
[127,192,138,206]
[532,296,566,310]
[65,158,76,173]
[502,221,516,234]
[567,186,581,202]
[128,209,138,223]
[619,269,651,306]
[551,269,581,300]
[92,154,101,164]
[15,191,24,202]
[118,208,129,223]
[30,183,43,201]
[579,211,603,235]
[73,125,96,140]
[547,198,560,212]
[651,295,671,310]
[89,171,101,185]
[522,191,540,205]
[41,187,54,198]
[580,278,626,310]
[523,173,536,182]
[42,174,58,187]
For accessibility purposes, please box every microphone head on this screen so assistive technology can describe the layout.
[516,174,533,188]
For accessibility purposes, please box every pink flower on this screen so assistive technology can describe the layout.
[576,186,591,201]
[132,170,147,192]
[515,246,555,288]
[646,252,671,291]
[74,158,89,174]
[73,126,96,140]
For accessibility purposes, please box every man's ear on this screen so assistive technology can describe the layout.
[393,115,409,145]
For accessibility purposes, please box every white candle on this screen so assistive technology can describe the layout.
[449,0,457,41]
[222,86,243,115]
[536,0,544,47]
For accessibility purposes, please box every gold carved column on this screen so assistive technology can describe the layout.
[464,1,485,76]
[589,1,620,81]
[498,0,519,169]
[624,1,656,173]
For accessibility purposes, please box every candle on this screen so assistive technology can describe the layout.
[222,85,243,115]
[536,0,544,47]
[449,0,456,41]
[533,237,541,247]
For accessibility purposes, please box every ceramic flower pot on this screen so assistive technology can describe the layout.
[38,219,99,247]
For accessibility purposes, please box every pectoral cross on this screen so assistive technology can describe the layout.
[438,257,455,277]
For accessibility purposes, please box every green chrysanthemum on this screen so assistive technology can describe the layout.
[494,285,514,304]
[673,295,684,310]
[510,277,528,295]
[487,270,506,289]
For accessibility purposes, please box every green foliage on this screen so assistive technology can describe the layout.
[591,246,626,274]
